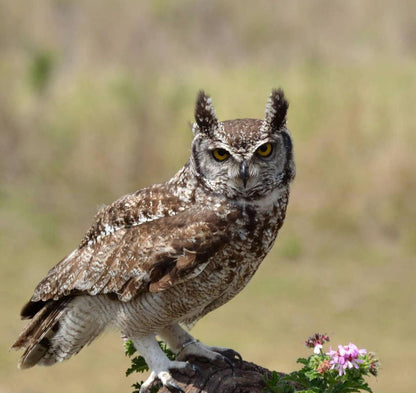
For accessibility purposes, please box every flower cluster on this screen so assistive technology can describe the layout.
[305,332,330,354]
[264,333,380,393]
[327,342,367,376]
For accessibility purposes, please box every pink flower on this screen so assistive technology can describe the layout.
[327,343,367,376]
[305,333,330,354]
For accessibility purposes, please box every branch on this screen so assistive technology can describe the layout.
[153,355,284,393]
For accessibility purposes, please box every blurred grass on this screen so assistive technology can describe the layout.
[1,1,416,393]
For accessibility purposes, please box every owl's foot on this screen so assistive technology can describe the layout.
[139,360,197,393]
[131,335,197,393]
[177,340,242,367]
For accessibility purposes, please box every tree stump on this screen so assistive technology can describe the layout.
[154,355,283,393]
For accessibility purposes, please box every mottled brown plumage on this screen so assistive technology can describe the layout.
[13,89,295,392]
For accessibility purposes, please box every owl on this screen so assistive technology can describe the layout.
[12,89,295,392]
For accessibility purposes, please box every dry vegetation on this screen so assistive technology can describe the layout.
[1,1,415,392]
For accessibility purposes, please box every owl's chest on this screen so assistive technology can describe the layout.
[209,199,287,287]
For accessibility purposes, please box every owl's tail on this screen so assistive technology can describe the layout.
[11,296,108,369]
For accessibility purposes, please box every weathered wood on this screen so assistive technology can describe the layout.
[153,355,283,393]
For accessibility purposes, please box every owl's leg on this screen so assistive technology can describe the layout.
[159,324,241,366]
[131,335,196,393]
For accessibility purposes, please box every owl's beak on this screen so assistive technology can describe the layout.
[239,161,249,188]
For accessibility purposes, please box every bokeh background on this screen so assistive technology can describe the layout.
[1,1,415,392]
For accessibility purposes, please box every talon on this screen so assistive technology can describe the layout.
[166,381,185,392]
[189,363,202,374]
[218,348,242,361]
[139,371,156,393]
[139,375,159,393]
[220,355,234,368]
[174,362,199,377]
[176,340,241,369]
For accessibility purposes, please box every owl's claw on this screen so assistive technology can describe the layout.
[176,341,242,368]
[164,380,185,393]
[210,346,242,362]
[139,360,195,393]
[220,354,234,368]
[176,361,200,377]
[188,363,202,375]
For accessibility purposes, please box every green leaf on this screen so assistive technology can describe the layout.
[124,340,137,357]
[263,371,296,393]
[131,381,143,393]
[125,355,149,376]
[297,357,309,366]
[305,369,321,381]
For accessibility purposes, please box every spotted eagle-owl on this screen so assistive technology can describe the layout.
[12,89,295,392]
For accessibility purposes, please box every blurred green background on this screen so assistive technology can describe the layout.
[1,1,415,392]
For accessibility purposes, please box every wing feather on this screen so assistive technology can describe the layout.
[29,208,235,304]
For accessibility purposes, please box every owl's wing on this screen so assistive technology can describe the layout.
[24,207,236,315]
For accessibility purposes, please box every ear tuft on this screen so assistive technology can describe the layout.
[265,88,289,131]
[194,90,218,135]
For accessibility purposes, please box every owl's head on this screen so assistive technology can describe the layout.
[190,89,295,201]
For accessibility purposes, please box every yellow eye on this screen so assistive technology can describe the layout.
[256,143,273,157]
[212,148,230,162]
